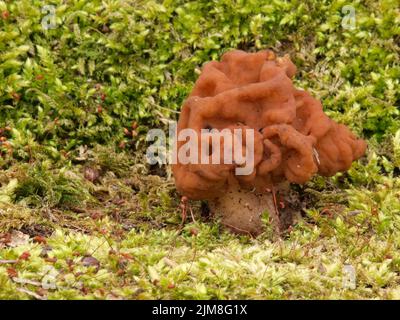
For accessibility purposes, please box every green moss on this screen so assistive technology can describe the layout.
[0,0,399,299]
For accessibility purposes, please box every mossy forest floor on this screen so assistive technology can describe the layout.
[0,0,400,299]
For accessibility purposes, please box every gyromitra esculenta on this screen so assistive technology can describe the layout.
[172,50,366,236]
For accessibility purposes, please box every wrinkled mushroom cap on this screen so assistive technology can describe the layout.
[173,50,367,200]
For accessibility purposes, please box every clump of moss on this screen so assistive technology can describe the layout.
[10,162,92,209]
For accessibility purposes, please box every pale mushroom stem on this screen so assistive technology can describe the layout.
[208,181,297,236]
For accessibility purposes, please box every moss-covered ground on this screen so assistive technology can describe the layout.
[0,0,399,299]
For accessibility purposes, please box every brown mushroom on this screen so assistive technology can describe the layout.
[172,50,367,236]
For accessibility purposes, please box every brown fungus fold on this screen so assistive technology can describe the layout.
[172,50,366,235]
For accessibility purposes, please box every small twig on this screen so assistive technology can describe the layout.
[270,185,282,234]
[0,260,18,264]
[17,288,47,300]
[166,229,182,259]
[189,206,196,223]
[179,244,198,282]
[12,277,42,287]
[271,185,279,216]
[312,147,320,166]
[179,196,188,227]
[167,196,196,258]
[221,222,255,238]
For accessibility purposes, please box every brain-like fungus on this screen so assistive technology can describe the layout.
[172,50,367,235]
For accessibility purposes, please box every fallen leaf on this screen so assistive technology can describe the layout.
[81,256,100,270]
[40,245,53,258]
[18,251,31,261]
[8,230,29,247]
[120,252,133,260]
[36,288,48,297]
[33,235,47,244]
[1,11,9,19]
[7,267,18,278]
[84,166,100,182]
